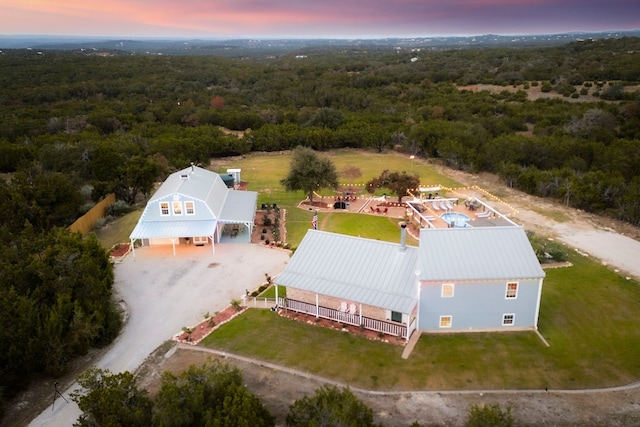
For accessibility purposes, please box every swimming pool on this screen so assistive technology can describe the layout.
[440,212,471,227]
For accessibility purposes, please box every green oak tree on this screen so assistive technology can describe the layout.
[366,169,420,203]
[280,146,339,206]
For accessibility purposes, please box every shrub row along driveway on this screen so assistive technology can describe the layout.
[29,243,290,427]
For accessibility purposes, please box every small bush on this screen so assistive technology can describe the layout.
[265,239,270,245]
[465,403,514,427]
[263,217,272,226]
[108,200,132,217]
[260,234,265,240]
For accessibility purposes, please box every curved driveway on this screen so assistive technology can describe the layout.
[29,243,290,426]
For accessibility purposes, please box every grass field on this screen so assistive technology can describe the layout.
[210,149,458,246]
[95,150,640,391]
[202,247,640,390]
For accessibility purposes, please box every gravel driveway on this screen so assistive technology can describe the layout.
[28,243,290,426]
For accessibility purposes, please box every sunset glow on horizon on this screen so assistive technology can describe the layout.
[1,0,639,38]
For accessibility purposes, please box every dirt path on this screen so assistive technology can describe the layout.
[438,166,640,281]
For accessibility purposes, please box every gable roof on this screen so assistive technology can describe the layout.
[149,166,229,218]
[276,230,419,313]
[417,226,545,282]
[130,165,257,241]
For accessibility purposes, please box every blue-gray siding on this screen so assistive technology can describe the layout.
[418,278,542,331]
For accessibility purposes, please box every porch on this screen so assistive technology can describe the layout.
[277,297,415,340]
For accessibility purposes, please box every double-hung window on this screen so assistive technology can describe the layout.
[502,314,515,326]
[160,202,170,216]
[505,282,518,299]
[441,283,454,298]
[172,201,182,215]
[185,201,195,215]
[439,315,452,328]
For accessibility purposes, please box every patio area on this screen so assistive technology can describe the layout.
[303,184,519,231]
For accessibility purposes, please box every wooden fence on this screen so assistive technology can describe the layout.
[68,193,116,236]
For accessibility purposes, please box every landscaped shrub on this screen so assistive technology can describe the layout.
[108,200,132,217]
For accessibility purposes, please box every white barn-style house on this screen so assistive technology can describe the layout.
[275,224,545,340]
[129,165,256,255]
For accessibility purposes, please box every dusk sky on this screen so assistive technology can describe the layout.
[1,0,639,39]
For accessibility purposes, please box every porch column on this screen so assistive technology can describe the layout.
[170,238,177,256]
[359,303,362,325]
[275,284,279,307]
[130,238,136,257]
[315,294,319,318]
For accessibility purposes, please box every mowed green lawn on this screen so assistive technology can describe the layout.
[96,149,640,390]
[211,149,455,246]
[203,248,640,390]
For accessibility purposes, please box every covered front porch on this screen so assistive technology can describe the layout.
[277,297,416,340]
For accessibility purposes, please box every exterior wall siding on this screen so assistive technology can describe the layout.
[143,196,212,222]
[418,279,541,331]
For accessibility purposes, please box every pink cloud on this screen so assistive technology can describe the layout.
[0,0,638,37]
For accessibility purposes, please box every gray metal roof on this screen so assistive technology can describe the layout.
[150,166,232,217]
[131,166,257,241]
[219,190,257,224]
[276,230,419,314]
[151,166,221,202]
[130,220,217,239]
[417,226,545,282]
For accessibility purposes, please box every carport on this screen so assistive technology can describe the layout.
[130,219,218,256]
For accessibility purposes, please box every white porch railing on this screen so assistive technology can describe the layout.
[278,297,408,339]
[242,296,277,309]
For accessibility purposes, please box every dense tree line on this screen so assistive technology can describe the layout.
[71,361,516,426]
[0,226,121,407]
[1,38,639,224]
[71,362,375,427]
[0,163,122,415]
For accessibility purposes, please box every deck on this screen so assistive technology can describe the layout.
[278,297,416,340]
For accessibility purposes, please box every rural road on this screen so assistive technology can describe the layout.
[28,243,290,427]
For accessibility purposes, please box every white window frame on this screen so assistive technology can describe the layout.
[502,313,515,326]
[172,201,183,216]
[505,282,518,299]
[441,283,455,298]
[185,201,195,215]
[160,202,170,216]
[439,315,452,328]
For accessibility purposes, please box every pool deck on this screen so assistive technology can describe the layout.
[302,188,518,231]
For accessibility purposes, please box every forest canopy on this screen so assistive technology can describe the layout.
[1,37,639,224]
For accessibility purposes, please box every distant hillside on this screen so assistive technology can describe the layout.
[1,30,639,56]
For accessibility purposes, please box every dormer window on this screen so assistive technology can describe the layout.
[160,202,169,216]
[185,201,195,215]
[172,201,182,215]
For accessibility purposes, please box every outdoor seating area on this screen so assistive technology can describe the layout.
[280,297,409,339]
[303,185,518,231]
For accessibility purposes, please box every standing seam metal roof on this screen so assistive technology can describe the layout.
[275,230,419,313]
[417,226,545,282]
